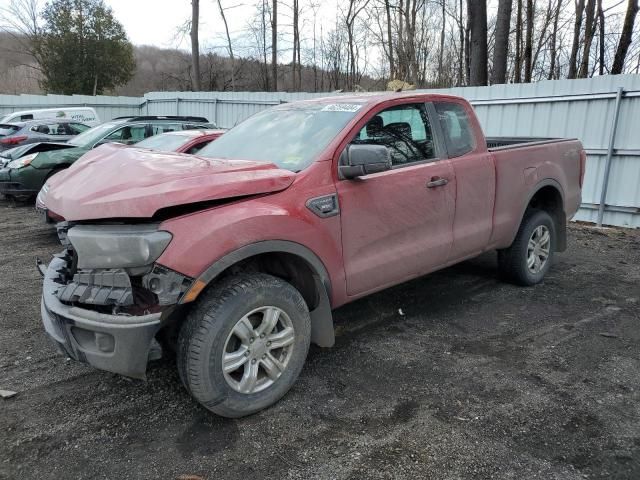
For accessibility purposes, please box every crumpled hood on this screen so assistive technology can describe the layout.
[44,143,296,220]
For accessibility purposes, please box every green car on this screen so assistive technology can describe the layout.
[0,115,212,199]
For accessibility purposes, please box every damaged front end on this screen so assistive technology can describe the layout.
[40,222,193,379]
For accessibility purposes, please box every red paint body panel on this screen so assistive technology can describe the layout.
[45,143,295,220]
[174,130,225,153]
[44,93,583,309]
[337,160,456,296]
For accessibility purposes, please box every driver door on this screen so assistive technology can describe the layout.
[337,102,456,296]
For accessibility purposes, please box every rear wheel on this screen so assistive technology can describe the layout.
[177,273,311,418]
[498,209,556,286]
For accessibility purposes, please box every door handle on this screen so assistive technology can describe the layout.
[427,177,448,188]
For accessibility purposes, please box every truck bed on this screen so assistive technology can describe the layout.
[486,137,570,150]
[487,137,584,250]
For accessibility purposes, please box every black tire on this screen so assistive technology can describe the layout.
[177,273,311,418]
[498,209,556,286]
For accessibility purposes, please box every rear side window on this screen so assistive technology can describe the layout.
[434,102,475,157]
[151,123,183,135]
[67,123,90,134]
[104,125,147,144]
[0,125,21,137]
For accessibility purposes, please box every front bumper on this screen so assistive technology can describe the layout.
[0,168,37,197]
[41,256,162,379]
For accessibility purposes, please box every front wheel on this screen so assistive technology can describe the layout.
[498,209,556,286]
[177,273,311,418]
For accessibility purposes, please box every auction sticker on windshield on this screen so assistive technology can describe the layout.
[321,104,363,112]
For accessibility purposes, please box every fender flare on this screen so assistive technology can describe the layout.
[185,240,335,348]
[514,178,567,251]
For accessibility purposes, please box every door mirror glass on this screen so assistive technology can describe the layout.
[339,144,392,179]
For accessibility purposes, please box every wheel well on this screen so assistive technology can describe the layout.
[527,185,567,251]
[213,252,321,311]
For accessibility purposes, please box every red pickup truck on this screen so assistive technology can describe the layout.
[40,93,584,417]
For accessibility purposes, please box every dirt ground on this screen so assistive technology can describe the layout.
[0,199,639,480]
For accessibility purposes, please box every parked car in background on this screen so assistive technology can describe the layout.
[1,142,73,168]
[0,107,100,126]
[39,93,584,418]
[35,129,225,221]
[0,119,90,152]
[0,116,211,199]
[134,129,225,154]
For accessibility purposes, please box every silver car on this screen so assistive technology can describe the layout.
[0,119,90,152]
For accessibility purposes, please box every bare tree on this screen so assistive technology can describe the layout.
[216,0,235,90]
[344,0,370,89]
[578,0,596,77]
[438,0,446,85]
[190,0,200,91]
[514,0,523,82]
[568,0,586,78]
[385,0,395,78]
[611,0,639,74]
[491,0,512,84]
[0,0,42,66]
[524,0,534,82]
[458,0,464,85]
[547,0,564,79]
[271,0,277,90]
[597,0,605,75]
[467,0,487,86]
[292,0,301,90]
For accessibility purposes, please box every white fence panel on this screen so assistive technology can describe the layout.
[1,75,639,227]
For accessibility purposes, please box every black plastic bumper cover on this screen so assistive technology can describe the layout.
[0,181,37,196]
[41,256,162,379]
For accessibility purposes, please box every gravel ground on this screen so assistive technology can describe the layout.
[0,199,639,480]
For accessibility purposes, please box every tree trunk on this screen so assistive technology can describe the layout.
[611,0,639,74]
[568,0,585,79]
[464,9,471,84]
[292,0,299,90]
[458,0,464,85]
[548,0,562,80]
[217,0,235,91]
[597,0,605,75]
[271,0,278,91]
[190,0,201,91]
[514,0,522,82]
[524,0,533,82]
[467,0,487,86]
[578,0,596,78]
[438,0,446,85]
[385,0,394,78]
[491,0,512,84]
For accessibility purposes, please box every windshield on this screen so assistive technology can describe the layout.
[0,144,29,159]
[136,133,192,152]
[197,103,362,171]
[67,121,121,147]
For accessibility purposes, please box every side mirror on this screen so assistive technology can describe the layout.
[339,144,392,180]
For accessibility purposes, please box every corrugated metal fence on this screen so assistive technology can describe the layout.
[1,74,639,227]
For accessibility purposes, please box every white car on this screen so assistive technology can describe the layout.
[0,107,100,126]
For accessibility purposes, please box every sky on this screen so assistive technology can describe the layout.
[106,0,339,54]
[106,0,628,57]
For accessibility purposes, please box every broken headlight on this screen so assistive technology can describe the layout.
[67,224,172,269]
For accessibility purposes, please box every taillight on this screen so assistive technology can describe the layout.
[0,135,28,145]
[579,149,586,188]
